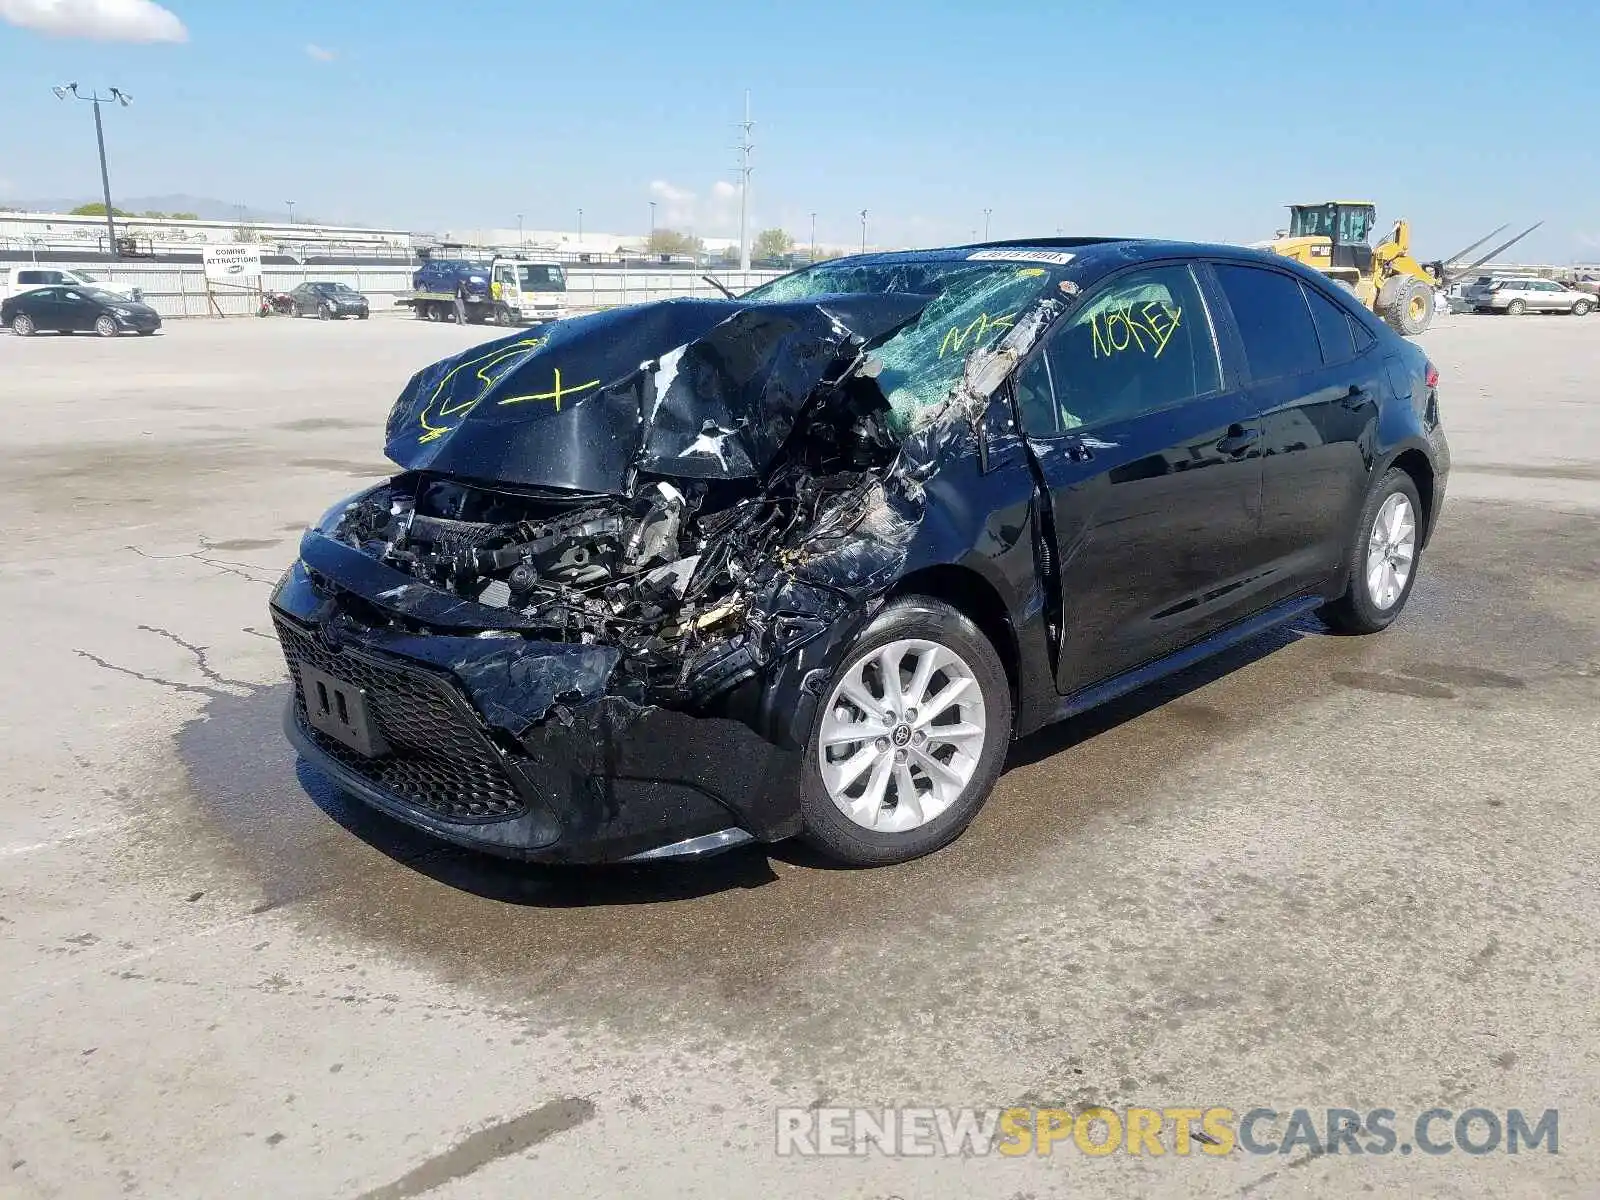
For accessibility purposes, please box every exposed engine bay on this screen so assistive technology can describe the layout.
[327,381,913,703]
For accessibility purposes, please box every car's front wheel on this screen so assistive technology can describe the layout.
[1573,298,1592,317]
[799,597,1012,866]
[94,315,119,338]
[318,303,332,321]
[10,313,35,337]
[1319,467,1424,635]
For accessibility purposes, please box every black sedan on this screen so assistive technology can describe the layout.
[289,281,370,319]
[3,285,161,337]
[271,238,1448,867]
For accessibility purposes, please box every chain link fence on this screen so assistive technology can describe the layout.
[10,262,788,319]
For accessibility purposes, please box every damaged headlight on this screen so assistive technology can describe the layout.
[314,483,389,538]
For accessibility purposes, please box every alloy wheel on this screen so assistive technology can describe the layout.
[11,314,34,336]
[1366,493,1416,611]
[817,638,987,833]
[95,315,118,337]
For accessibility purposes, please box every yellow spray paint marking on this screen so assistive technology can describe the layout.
[497,367,603,412]
[1090,301,1181,360]
[939,311,1017,359]
[416,337,548,443]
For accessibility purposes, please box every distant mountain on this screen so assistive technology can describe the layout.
[1,194,354,224]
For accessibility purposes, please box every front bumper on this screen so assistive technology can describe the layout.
[269,546,817,862]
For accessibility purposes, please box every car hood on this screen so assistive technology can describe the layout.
[383,295,931,494]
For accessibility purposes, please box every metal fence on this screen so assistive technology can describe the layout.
[10,262,789,319]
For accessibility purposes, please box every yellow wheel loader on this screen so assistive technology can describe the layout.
[1265,202,1544,337]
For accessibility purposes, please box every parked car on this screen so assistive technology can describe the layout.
[2,284,161,336]
[1461,276,1594,315]
[270,238,1448,867]
[2,266,139,302]
[288,281,371,319]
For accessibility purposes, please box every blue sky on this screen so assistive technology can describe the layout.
[2,0,1598,260]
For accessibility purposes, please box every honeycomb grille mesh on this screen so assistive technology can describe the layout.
[274,616,526,822]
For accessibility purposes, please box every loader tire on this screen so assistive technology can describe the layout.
[1378,276,1434,337]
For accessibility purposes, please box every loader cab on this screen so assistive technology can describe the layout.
[1288,202,1376,276]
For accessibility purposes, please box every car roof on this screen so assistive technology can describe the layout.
[815,236,1323,284]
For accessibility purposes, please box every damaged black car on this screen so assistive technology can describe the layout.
[271,238,1449,866]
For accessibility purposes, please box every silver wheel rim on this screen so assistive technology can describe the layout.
[1366,493,1416,611]
[817,638,986,833]
[14,316,31,335]
[96,317,115,335]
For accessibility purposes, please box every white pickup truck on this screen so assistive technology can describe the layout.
[3,266,140,302]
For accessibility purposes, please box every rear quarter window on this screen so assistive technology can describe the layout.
[1213,263,1324,381]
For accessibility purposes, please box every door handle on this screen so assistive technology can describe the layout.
[1215,424,1261,456]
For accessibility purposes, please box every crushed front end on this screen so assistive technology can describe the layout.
[272,261,1068,861]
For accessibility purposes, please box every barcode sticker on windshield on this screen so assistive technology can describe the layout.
[966,250,1075,266]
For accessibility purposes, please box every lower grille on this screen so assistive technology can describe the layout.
[273,616,526,822]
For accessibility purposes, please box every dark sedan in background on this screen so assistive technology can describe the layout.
[3,285,162,337]
[289,281,371,319]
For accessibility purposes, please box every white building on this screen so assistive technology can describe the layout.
[0,210,412,260]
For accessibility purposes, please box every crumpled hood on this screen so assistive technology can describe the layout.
[383,294,930,495]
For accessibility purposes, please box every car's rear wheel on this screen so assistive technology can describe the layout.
[1506,298,1527,316]
[1318,467,1424,635]
[1573,298,1592,316]
[94,315,119,338]
[799,597,1011,866]
[10,313,35,337]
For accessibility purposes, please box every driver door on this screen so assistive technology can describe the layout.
[57,289,96,332]
[1014,262,1268,692]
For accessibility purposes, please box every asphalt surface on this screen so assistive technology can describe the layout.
[1,312,1596,1199]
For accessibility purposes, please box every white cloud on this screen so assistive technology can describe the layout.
[0,0,187,42]
[648,178,744,236]
[305,43,335,62]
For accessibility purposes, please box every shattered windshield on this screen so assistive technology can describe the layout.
[747,261,1060,429]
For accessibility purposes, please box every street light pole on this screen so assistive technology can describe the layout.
[287,200,296,224]
[810,212,817,262]
[649,200,657,243]
[517,213,524,248]
[983,208,992,240]
[860,209,867,254]
[53,83,130,259]
[577,208,583,244]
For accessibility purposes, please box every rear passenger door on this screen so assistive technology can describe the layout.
[1213,263,1381,602]
[1014,262,1268,692]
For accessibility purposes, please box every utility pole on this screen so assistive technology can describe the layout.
[649,200,657,247]
[860,209,868,254]
[577,208,583,243]
[286,200,296,224]
[983,208,992,240]
[810,212,817,262]
[735,90,754,272]
[517,213,524,248]
[52,83,130,258]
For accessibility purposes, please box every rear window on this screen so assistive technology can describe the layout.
[1214,264,1323,382]
[1303,284,1358,364]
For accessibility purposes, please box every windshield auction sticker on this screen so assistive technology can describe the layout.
[966,249,1076,265]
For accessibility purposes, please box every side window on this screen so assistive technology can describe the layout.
[17,270,46,285]
[1213,264,1324,382]
[1303,284,1357,363]
[1016,263,1221,434]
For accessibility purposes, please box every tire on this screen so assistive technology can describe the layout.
[1378,276,1434,336]
[799,597,1012,866]
[1506,298,1526,316]
[1318,467,1424,635]
[318,303,332,321]
[1573,299,1592,317]
[94,315,119,338]
[10,313,35,337]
